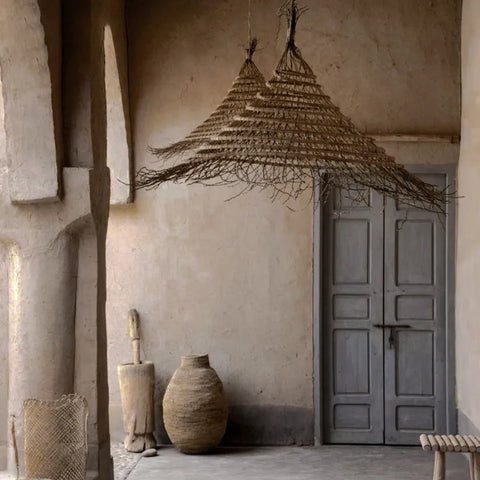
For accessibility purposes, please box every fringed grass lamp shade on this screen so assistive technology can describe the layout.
[137,1,452,214]
[148,39,266,159]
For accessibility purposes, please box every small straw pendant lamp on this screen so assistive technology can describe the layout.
[137,0,452,214]
[148,38,266,160]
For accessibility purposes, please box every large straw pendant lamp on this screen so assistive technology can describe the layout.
[137,0,451,213]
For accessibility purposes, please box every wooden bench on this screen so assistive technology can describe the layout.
[420,434,480,480]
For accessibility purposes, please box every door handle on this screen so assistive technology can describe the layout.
[373,324,411,349]
[373,324,412,329]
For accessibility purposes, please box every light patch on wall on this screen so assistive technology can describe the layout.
[8,245,20,338]
[104,24,132,205]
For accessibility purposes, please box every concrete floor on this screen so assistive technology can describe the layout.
[126,445,470,480]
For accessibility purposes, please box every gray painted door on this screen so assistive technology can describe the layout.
[322,187,385,444]
[383,172,447,444]
[322,171,449,445]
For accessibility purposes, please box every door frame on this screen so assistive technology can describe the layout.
[313,164,457,445]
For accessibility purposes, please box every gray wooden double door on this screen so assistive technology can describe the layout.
[322,171,450,445]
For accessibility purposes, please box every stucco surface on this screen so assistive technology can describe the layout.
[0,0,59,203]
[105,22,132,205]
[0,83,6,468]
[0,166,92,475]
[106,0,460,445]
[455,0,480,432]
[0,75,4,160]
[107,187,314,443]
[0,1,117,476]
[0,244,7,467]
[73,223,100,471]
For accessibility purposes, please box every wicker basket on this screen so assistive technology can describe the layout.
[24,394,88,480]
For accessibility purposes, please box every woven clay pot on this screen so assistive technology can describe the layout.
[163,354,228,454]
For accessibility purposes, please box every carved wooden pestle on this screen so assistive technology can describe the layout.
[129,309,141,365]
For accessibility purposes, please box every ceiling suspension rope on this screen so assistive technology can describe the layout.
[246,0,257,61]
[248,0,252,49]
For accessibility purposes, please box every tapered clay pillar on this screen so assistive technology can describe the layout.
[7,233,79,473]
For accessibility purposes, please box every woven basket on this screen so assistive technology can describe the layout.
[24,394,88,480]
[163,354,228,454]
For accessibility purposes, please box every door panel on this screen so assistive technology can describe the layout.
[333,329,370,394]
[333,219,370,284]
[384,172,447,444]
[396,221,434,285]
[395,330,434,396]
[323,187,384,444]
[396,406,435,431]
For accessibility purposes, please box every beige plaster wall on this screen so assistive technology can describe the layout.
[0,0,115,475]
[106,0,460,444]
[0,68,7,469]
[0,73,4,159]
[0,0,60,203]
[455,0,480,434]
[73,221,100,471]
[0,244,8,467]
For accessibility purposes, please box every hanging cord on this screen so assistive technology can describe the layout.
[246,0,258,60]
[279,0,308,52]
[248,0,252,47]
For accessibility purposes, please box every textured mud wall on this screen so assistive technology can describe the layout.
[0,0,117,476]
[107,0,460,445]
[0,60,7,470]
[0,244,8,466]
[456,0,480,436]
[0,0,60,203]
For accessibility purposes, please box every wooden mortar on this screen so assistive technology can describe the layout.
[117,309,156,452]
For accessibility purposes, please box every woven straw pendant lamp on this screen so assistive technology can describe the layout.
[137,0,451,213]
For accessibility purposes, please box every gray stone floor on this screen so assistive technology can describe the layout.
[112,443,142,480]
[121,445,470,480]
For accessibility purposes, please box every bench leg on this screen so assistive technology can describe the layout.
[433,451,445,480]
[470,453,480,480]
